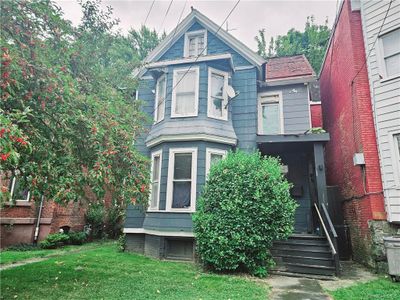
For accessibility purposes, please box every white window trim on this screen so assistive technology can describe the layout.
[148,150,162,211]
[154,74,166,124]
[257,91,284,135]
[184,29,207,57]
[10,177,30,202]
[171,66,199,118]
[166,147,198,212]
[207,67,229,121]
[390,131,400,187]
[205,148,227,177]
[377,27,400,81]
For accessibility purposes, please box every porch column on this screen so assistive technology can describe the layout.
[313,142,328,207]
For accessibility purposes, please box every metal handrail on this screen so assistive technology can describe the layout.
[314,203,337,255]
[321,203,338,238]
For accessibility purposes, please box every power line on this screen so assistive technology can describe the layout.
[351,0,393,84]
[159,0,174,33]
[151,0,241,116]
[143,0,156,27]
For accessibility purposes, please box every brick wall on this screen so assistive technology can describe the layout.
[319,0,386,266]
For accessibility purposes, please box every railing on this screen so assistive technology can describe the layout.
[314,202,340,276]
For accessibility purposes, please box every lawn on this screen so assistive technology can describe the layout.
[0,241,109,265]
[330,277,400,300]
[0,243,268,300]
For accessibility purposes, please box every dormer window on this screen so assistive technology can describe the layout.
[184,30,207,57]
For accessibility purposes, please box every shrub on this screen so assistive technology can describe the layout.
[105,201,125,239]
[6,243,38,251]
[86,203,105,239]
[118,234,126,252]
[67,231,87,245]
[193,151,298,277]
[39,233,70,249]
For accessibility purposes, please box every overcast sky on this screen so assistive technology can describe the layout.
[56,0,338,51]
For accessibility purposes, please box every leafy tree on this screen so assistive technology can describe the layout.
[193,151,297,277]
[256,16,331,73]
[255,29,268,59]
[0,0,151,208]
[128,26,165,60]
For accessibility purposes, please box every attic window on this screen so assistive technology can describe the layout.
[184,30,207,57]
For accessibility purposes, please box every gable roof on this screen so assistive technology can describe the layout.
[265,54,315,80]
[143,8,265,68]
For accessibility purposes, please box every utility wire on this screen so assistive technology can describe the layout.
[151,0,241,116]
[351,0,393,84]
[159,0,174,34]
[143,0,156,27]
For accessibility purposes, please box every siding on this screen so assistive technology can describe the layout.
[361,0,400,222]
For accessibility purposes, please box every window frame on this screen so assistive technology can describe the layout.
[257,91,284,135]
[166,147,198,212]
[184,29,207,58]
[9,176,30,202]
[154,74,166,123]
[149,150,162,211]
[205,148,227,177]
[377,27,400,81]
[171,66,200,118]
[207,67,229,121]
[390,131,400,187]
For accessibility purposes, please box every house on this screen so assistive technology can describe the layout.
[0,175,86,248]
[319,0,400,270]
[124,8,338,276]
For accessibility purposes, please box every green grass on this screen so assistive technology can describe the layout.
[0,243,268,300]
[0,241,109,265]
[330,277,400,300]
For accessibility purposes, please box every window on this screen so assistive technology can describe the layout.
[208,68,228,120]
[149,150,162,210]
[9,176,30,202]
[184,30,207,57]
[206,148,227,176]
[171,67,199,118]
[154,75,166,123]
[393,133,400,185]
[378,28,400,78]
[258,92,284,135]
[167,148,197,211]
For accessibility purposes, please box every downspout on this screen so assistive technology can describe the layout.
[33,192,45,243]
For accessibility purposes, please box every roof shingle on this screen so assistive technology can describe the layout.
[265,54,315,81]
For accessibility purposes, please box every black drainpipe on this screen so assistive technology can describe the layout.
[33,189,45,244]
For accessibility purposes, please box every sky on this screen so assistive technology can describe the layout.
[56,0,339,51]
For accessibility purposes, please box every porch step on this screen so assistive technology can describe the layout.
[271,234,336,277]
[270,270,336,281]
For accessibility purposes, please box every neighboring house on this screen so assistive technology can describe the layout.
[320,0,400,270]
[0,175,86,248]
[124,9,338,276]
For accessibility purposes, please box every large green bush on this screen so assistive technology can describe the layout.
[193,151,298,277]
[39,233,70,249]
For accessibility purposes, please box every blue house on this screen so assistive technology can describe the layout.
[124,9,338,276]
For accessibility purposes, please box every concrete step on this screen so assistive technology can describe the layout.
[285,262,336,276]
[271,248,333,259]
[276,255,334,267]
[270,270,337,281]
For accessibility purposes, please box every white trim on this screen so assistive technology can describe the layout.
[171,66,199,118]
[148,150,162,211]
[235,65,256,71]
[257,91,284,135]
[154,74,166,123]
[310,101,322,105]
[205,148,227,177]
[207,67,229,121]
[123,228,194,237]
[166,147,198,212]
[390,131,400,187]
[10,177,30,202]
[145,53,234,70]
[141,9,265,72]
[265,75,316,86]
[184,29,207,57]
[146,133,237,148]
[377,27,400,80]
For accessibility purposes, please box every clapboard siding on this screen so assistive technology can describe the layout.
[360,1,400,223]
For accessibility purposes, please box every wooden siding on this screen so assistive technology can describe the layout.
[360,1,400,222]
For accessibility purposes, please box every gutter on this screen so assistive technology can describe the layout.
[33,180,46,243]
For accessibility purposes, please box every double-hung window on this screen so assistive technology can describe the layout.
[258,92,283,135]
[184,30,207,57]
[208,68,228,120]
[378,28,400,79]
[154,75,166,123]
[393,133,400,185]
[205,148,227,177]
[9,176,30,202]
[167,148,197,211]
[171,67,199,118]
[149,150,162,210]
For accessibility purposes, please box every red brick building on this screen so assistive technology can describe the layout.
[320,0,399,269]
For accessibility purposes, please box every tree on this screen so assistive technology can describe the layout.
[256,16,331,73]
[0,0,151,208]
[128,26,165,60]
[193,151,297,277]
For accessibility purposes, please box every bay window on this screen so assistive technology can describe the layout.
[171,67,199,118]
[154,75,166,123]
[208,68,228,120]
[258,92,284,135]
[167,148,197,211]
[149,150,162,210]
[206,148,227,177]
